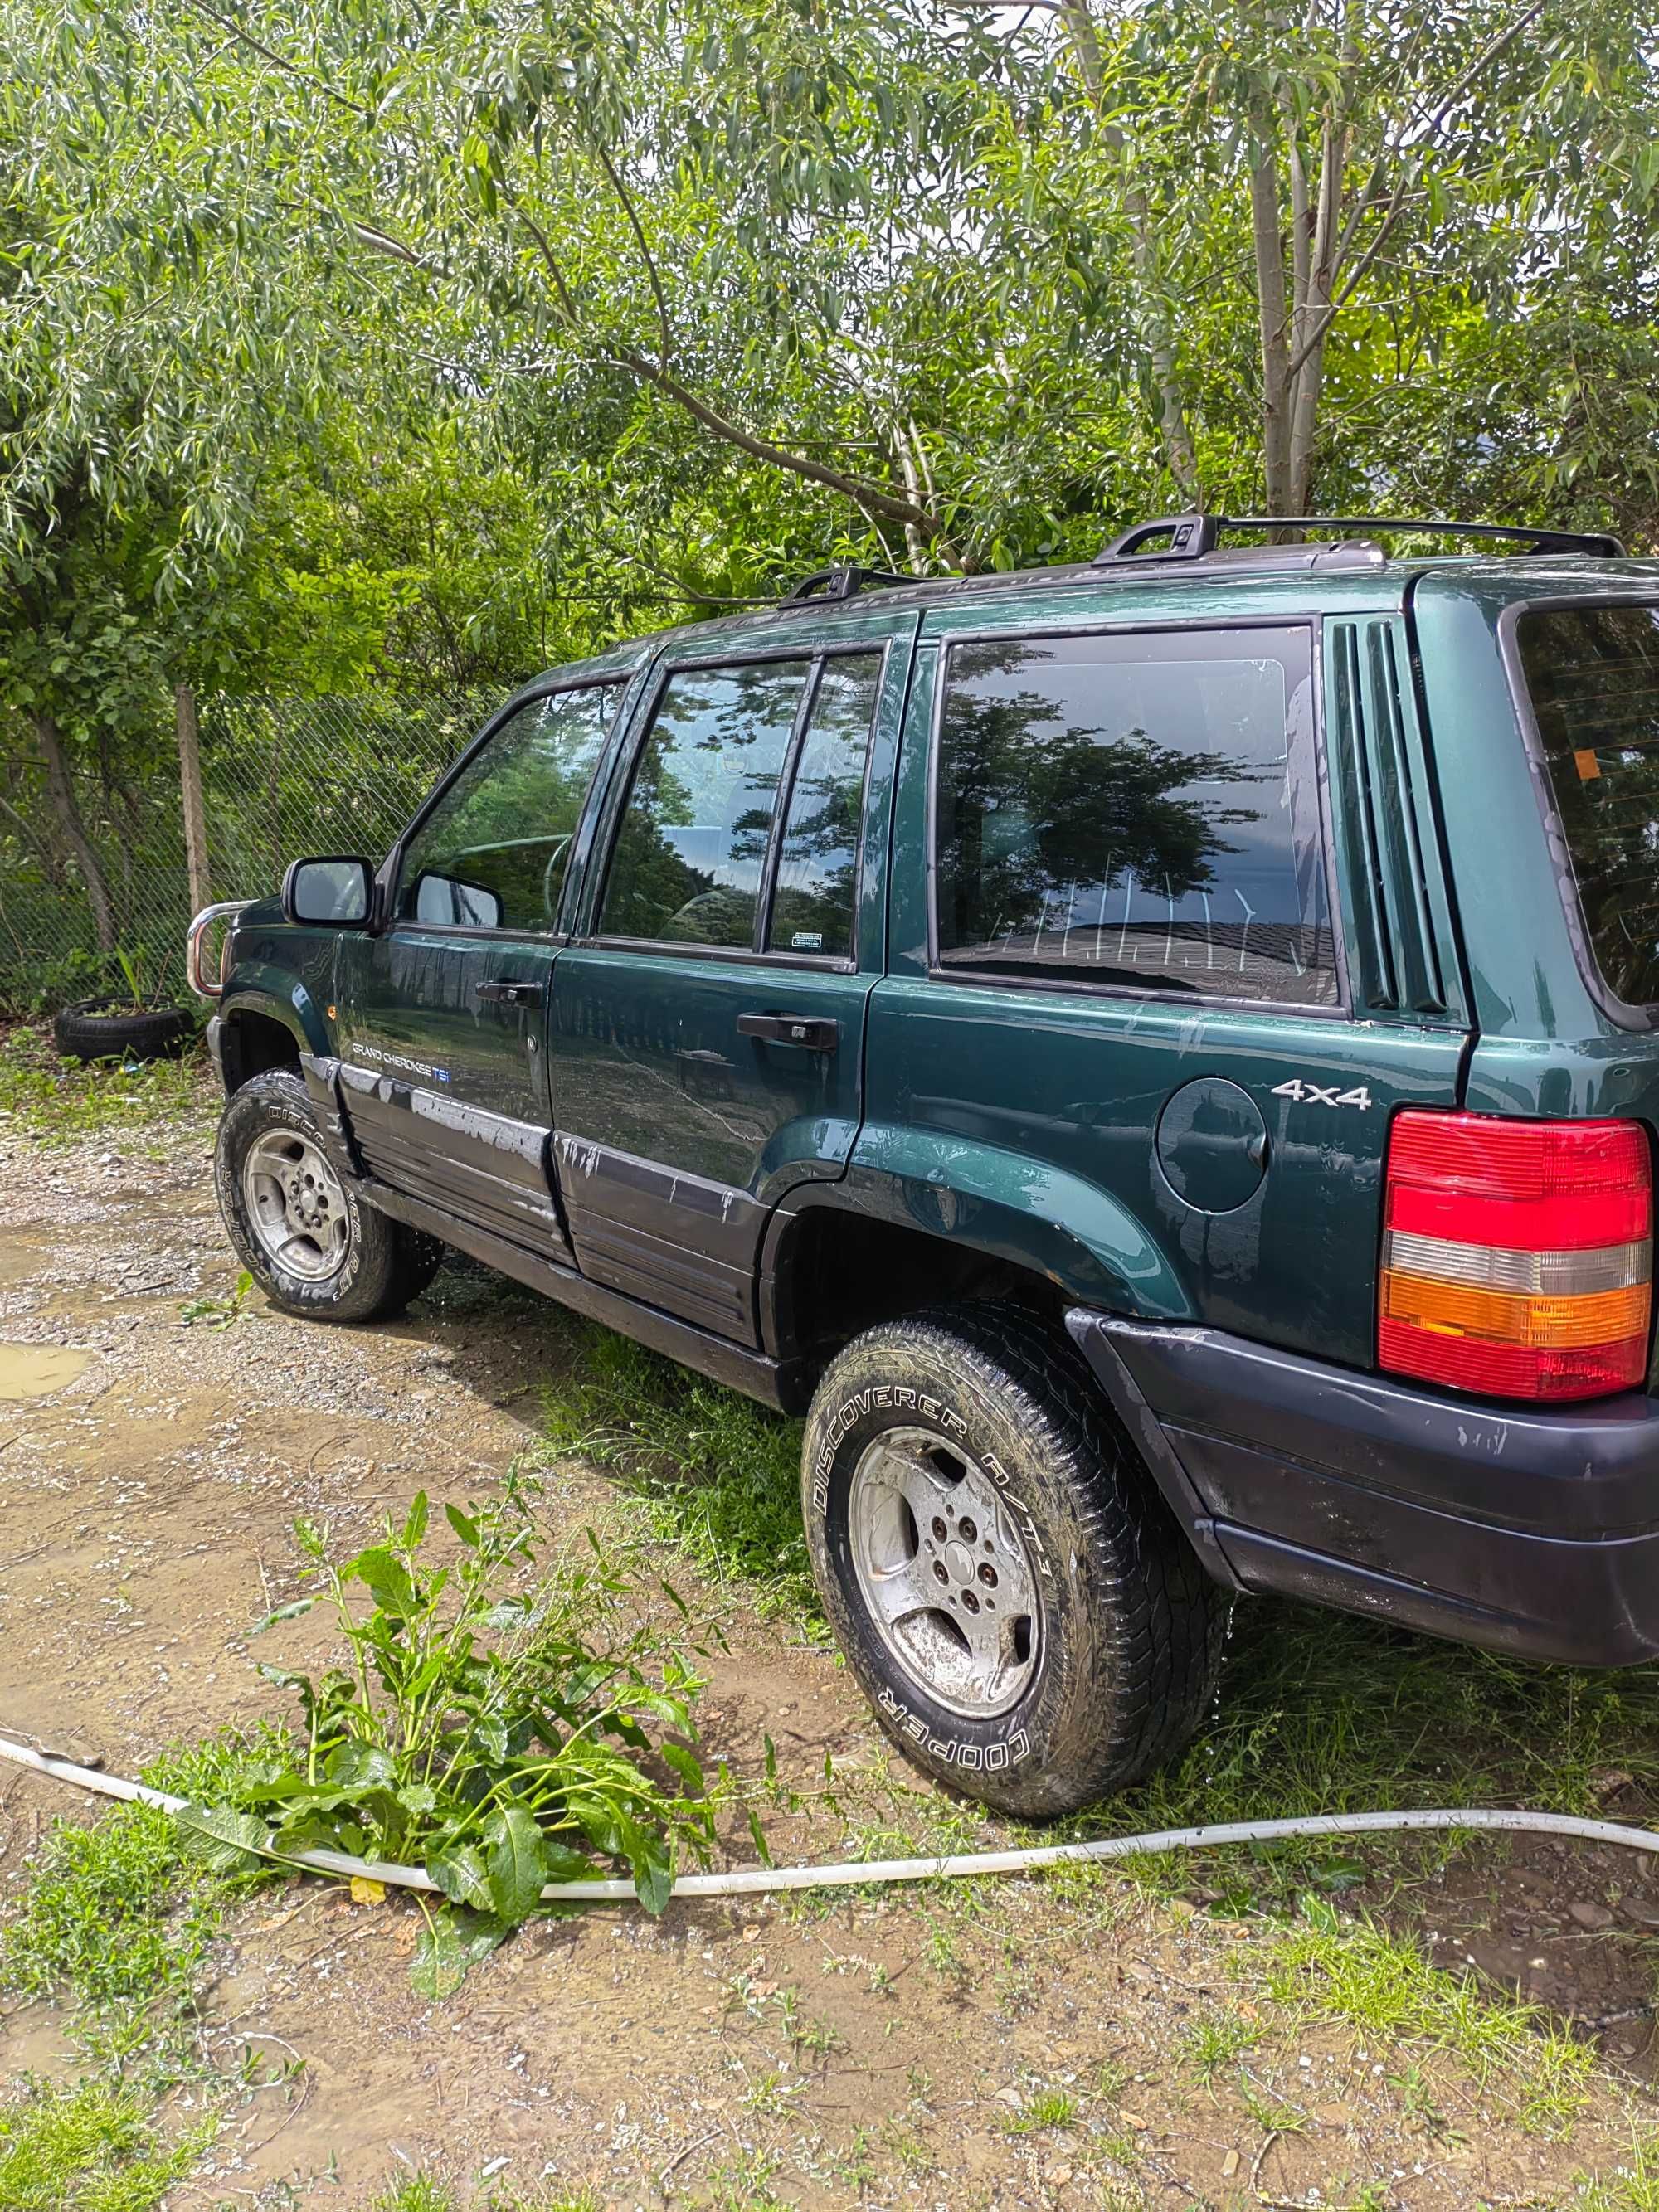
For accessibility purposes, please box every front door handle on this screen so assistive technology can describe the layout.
[737,1011,839,1053]
[476,980,544,1007]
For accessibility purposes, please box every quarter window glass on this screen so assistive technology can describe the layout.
[398,686,615,931]
[933,630,1335,1005]
[1518,603,1659,1009]
[601,661,810,947]
[766,654,882,958]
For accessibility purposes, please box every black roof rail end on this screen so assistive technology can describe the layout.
[1095,512,1627,566]
[785,563,908,604]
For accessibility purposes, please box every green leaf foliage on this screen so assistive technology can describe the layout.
[196,1485,714,1993]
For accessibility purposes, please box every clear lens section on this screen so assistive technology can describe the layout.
[1383,1229,1651,1297]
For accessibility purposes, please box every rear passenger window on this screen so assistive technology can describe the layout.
[766,654,882,959]
[601,662,811,947]
[932,628,1336,1006]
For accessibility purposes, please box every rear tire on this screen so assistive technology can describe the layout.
[801,1303,1225,1819]
[215,1069,443,1323]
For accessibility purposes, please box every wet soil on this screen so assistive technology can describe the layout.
[0,1112,1656,2209]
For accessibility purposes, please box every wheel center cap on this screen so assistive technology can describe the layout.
[944,1539,975,1585]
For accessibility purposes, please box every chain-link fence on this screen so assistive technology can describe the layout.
[1,692,498,1009]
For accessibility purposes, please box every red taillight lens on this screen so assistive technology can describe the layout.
[1379,1111,1652,1403]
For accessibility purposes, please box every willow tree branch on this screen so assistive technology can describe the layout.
[1283,0,1545,382]
[587,136,675,369]
[180,0,369,116]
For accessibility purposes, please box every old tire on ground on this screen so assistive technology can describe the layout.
[215,1068,444,1323]
[54,999,192,1064]
[801,1303,1226,1820]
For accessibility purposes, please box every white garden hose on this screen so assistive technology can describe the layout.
[3,1733,1657,1903]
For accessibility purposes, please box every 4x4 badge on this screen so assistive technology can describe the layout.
[1271,1078,1374,1110]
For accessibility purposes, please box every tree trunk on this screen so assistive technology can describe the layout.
[174,681,212,916]
[1059,0,1200,504]
[1248,129,1294,517]
[34,710,117,953]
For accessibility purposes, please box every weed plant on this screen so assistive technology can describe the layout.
[186,1487,715,1993]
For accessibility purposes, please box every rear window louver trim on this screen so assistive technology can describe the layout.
[1328,617,1451,1018]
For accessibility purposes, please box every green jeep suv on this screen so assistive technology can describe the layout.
[192,513,1659,1818]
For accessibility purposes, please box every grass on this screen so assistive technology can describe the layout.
[1000,2087,1081,2133]
[365,2185,601,2212]
[1265,1895,1598,2132]
[0,1024,212,1150]
[0,1731,294,2212]
[539,1325,818,1624]
[0,1728,286,2062]
[0,2079,211,2212]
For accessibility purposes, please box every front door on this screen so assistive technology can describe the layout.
[550,608,918,1342]
[334,680,621,1262]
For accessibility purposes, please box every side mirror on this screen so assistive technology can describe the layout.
[411,870,504,930]
[283,856,374,927]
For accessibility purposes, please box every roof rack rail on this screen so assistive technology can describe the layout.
[785,562,907,605]
[1095,513,1627,565]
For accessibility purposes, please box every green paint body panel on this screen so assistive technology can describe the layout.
[212,550,1659,1392]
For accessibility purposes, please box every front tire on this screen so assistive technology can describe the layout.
[215,1069,443,1323]
[801,1304,1225,1819]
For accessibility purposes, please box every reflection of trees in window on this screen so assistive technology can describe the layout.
[601,661,808,948]
[766,656,881,958]
[936,639,1335,1005]
[399,688,613,930]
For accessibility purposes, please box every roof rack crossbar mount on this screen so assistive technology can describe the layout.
[785,563,907,605]
[1096,513,1627,565]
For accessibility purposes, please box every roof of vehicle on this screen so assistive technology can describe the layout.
[514,532,1659,699]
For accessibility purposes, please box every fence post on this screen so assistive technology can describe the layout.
[174,682,211,916]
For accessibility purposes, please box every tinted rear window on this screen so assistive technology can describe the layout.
[1519,603,1659,1009]
[932,627,1336,1005]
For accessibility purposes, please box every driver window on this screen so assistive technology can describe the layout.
[599,660,811,947]
[397,686,615,931]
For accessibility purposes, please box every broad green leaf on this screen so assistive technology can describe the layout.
[251,1597,315,1634]
[426,1843,494,1912]
[746,1808,774,1870]
[400,1490,430,1550]
[176,1802,270,1875]
[444,1501,480,1548]
[483,1804,551,1923]
[324,1742,397,1791]
[660,1742,703,1797]
[347,1546,420,1620]
[411,1904,508,2000]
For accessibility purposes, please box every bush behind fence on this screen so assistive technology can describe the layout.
[2,692,496,1009]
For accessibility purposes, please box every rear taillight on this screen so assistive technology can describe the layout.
[1379,1111,1652,1402]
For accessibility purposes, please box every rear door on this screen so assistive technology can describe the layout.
[870,597,1471,1372]
[333,679,624,1262]
[550,606,917,1343]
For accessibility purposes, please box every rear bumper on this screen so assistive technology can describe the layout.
[1067,1310,1659,1667]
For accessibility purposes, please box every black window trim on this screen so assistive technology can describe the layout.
[922,611,1350,1019]
[379,672,633,946]
[1496,589,1659,1036]
[581,637,890,971]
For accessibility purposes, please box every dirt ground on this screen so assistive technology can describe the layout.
[2,1110,1657,2209]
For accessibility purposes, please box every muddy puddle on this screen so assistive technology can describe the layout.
[0,1341,90,1399]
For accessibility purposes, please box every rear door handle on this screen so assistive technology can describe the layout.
[737,1011,839,1052]
[476,980,544,1007]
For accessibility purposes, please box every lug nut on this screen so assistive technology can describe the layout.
[978,1562,998,1588]
[961,1591,980,1614]
[932,1560,948,1585]
[931,1516,947,1542]
[958,1516,977,1543]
